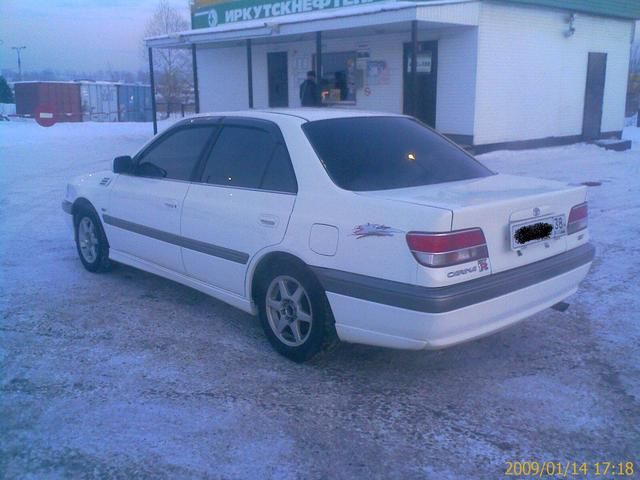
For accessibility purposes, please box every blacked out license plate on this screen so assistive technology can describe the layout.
[510,214,566,250]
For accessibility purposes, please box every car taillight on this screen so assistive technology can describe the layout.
[568,202,588,234]
[406,228,489,267]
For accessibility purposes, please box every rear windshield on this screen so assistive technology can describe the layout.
[302,116,493,191]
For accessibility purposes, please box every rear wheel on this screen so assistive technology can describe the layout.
[258,262,337,362]
[74,206,111,273]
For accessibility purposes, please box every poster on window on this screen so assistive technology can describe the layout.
[366,60,389,86]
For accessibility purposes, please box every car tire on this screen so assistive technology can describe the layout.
[257,261,338,362]
[74,205,111,273]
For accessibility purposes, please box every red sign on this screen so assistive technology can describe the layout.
[34,105,56,127]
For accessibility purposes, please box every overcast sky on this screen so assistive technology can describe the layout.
[0,0,189,73]
[0,2,638,74]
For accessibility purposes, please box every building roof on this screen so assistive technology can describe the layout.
[147,0,479,48]
[193,0,640,18]
[150,0,637,49]
[498,0,640,20]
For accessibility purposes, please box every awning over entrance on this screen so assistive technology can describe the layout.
[144,0,479,134]
[146,1,479,49]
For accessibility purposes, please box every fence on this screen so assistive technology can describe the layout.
[155,102,197,119]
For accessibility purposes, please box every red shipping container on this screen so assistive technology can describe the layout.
[14,82,82,123]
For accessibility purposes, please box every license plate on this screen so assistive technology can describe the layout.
[510,214,566,250]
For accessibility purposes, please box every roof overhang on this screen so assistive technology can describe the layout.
[146,0,479,49]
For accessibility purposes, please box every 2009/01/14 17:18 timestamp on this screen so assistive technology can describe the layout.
[504,460,637,477]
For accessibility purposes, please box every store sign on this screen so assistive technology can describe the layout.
[193,0,387,28]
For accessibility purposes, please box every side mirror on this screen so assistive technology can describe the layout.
[113,155,133,174]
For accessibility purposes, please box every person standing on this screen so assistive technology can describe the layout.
[299,70,320,107]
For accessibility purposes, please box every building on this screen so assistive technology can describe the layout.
[13,81,152,123]
[146,0,640,151]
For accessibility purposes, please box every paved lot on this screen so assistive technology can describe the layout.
[1,121,639,479]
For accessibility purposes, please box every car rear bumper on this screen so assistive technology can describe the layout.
[314,243,595,350]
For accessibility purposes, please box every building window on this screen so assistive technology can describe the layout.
[314,51,357,103]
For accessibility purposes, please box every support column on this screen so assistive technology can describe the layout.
[192,44,200,114]
[148,47,158,135]
[315,31,322,79]
[410,20,418,118]
[246,39,254,108]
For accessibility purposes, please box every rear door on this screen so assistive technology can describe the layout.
[105,123,217,272]
[181,118,298,296]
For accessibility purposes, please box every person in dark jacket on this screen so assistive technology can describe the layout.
[299,70,320,107]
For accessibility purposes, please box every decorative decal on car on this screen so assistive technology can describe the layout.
[99,177,112,187]
[352,223,403,239]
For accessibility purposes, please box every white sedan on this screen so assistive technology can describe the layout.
[63,109,594,362]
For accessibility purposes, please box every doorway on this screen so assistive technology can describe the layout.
[582,52,607,141]
[403,41,438,127]
[268,52,289,108]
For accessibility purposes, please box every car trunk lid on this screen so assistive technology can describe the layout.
[357,174,587,274]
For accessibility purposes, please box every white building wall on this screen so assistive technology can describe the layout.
[197,45,250,112]
[435,27,478,137]
[473,2,634,145]
[196,27,477,138]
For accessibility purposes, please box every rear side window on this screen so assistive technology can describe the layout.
[200,125,297,193]
[261,144,298,193]
[136,125,216,181]
[302,117,493,191]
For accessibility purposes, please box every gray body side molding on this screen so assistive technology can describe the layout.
[312,243,595,314]
[102,214,249,265]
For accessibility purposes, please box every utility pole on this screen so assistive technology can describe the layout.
[12,46,26,80]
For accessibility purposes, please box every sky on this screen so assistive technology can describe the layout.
[0,2,638,75]
[0,0,189,74]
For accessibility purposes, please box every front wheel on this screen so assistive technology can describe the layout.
[258,263,337,362]
[74,206,111,273]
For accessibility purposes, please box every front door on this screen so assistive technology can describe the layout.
[268,52,289,108]
[582,52,607,141]
[403,41,438,127]
[105,124,217,272]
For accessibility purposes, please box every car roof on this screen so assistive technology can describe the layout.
[183,108,404,124]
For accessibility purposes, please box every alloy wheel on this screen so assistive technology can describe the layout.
[265,275,313,347]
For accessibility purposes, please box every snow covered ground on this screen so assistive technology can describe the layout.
[1,119,639,478]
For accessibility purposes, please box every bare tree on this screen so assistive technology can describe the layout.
[144,0,192,110]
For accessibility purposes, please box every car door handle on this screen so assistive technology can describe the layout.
[259,215,278,227]
[164,202,178,209]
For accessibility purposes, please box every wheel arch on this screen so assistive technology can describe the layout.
[71,197,110,247]
[249,251,323,307]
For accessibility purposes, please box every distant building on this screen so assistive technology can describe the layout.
[146,0,640,150]
[13,81,152,123]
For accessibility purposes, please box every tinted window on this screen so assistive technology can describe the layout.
[200,125,297,193]
[302,117,493,191]
[136,126,216,181]
[261,144,298,193]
